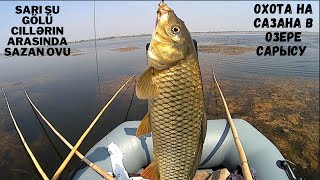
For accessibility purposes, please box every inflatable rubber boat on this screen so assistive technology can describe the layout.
[71,119,297,180]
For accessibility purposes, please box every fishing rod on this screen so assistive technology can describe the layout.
[19,83,114,180]
[211,67,253,180]
[52,76,135,180]
[1,87,49,180]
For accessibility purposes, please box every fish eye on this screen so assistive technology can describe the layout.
[172,26,180,34]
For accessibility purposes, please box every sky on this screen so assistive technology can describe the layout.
[0,1,319,50]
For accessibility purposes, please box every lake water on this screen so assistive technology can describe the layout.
[0,32,319,179]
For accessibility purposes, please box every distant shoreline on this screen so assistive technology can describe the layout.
[68,31,319,44]
[69,33,151,44]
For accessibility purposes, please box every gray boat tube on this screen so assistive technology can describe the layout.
[72,119,291,180]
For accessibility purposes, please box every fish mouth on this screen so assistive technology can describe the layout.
[153,3,173,44]
[156,3,172,25]
[158,5,169,16]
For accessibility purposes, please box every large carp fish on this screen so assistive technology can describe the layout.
[135,3,207,180]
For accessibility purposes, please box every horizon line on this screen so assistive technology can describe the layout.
[68,30,319,43]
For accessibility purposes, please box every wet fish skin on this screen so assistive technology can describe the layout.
[136,3,206,180]
[150,59,206,180]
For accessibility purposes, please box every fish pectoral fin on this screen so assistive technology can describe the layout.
[136,112,151,137]
[136,67,159,99]
[141,161,159,180]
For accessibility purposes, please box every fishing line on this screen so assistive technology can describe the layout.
[205,67,213,115]
[205,80,213,114]
[213,80,219,118]
[124,78,136,122]
[52,77,134,179]
[30,104,65,162]
[206,66,218,118]
[19,83,113,179]
[94,0,102,108]
[18,83,64,162]
[11,168,41,180]
[0,162,41,180]
[209,65,220,118]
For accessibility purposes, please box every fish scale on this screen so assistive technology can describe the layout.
[149,56,205,180]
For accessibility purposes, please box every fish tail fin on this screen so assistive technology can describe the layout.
[141,161,160,180]
[136,112,151,137]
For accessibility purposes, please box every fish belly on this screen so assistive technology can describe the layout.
[149,58,205,180]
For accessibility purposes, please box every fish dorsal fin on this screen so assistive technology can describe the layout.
[141,161,159,180]
[136,112,151,137]
[136,67,159,99]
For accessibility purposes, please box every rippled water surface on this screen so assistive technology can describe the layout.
[0,32,319,179]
